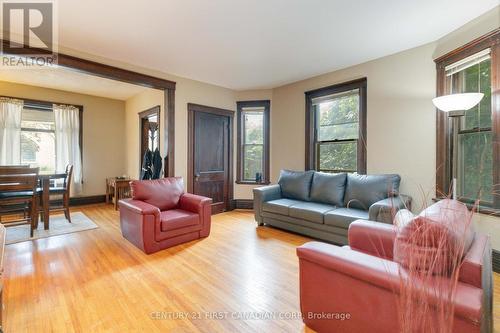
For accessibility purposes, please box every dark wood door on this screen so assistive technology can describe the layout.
[189,104,233,214]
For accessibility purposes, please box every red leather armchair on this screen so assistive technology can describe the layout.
[297,200,492,333]
[119,177,212,254]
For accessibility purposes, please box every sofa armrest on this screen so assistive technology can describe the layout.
[297,241,400,291]
[297,242,483,327]
[253,185,282,225]
[179,193,212,214]
[179,193,212,238]
[368,194,412,224]
[348,220,397,259]
[118,199,160,253]
[119,199,160,217]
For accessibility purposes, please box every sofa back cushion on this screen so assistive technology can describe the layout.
[278,170,314,201]
[130,177,184,211]
[310,172,347,207]
[344,173,401,210]
[393,199,474,276]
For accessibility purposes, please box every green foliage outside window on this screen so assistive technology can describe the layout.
[316,90,359,172]
[243,111,264,180]
[454,58,492,203]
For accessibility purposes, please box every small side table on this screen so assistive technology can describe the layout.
[106,178,132,210]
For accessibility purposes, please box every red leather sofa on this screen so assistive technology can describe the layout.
[297,199,492,333]
[119,177,212,254]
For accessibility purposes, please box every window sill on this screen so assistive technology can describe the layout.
[433,197,500,217]
[235,180,271,186]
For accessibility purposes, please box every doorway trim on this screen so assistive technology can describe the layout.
[187,103,234,211]
[138,105,161,174]
[0,39,176,177]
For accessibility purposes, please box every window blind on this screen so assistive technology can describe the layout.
[311,89,359,105]
[445,48,490,76]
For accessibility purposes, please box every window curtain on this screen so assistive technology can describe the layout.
[0,97,23,165]
[54,104,82,194]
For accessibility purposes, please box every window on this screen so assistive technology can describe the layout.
[435,30,499,210]
[305,78,367,173]
[236,100,270,184]
[21,103,56,172]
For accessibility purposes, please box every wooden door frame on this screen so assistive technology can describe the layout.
[138,105,161,175]
[1,39,176,177]
[187,103,234,211]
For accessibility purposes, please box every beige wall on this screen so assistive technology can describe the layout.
[0,80,126,197]
[123,86,275,199]
[433,6,500,59]
[266,7,500,248]
[271,43,437,211]
[124,89,164,179]
[46,7,499,248]
[174,78,236,188]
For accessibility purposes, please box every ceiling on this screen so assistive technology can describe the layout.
[2,1,498,92]
[52,0,498,90]
[0,66,149,100]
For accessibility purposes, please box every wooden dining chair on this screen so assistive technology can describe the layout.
[41,165,73,223]
[0,168,39,237]
[0,166,40,219]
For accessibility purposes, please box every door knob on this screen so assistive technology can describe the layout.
[194,172,200,180]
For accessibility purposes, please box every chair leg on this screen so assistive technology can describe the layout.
[34,197,40,230]
[64,208,71,223]
[29,201,35,238]
[64,193,71,223]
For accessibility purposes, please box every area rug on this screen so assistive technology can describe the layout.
[5,212,98,245]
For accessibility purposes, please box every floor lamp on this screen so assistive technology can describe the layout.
[432,92,484,199]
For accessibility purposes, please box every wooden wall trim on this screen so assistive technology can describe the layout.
[138,105,161,174]
[165,90,176,177]
[236,100,271,184]
[304,77,367,173]
[434,28,500,65]
[52,195,106,207]
[1,39,176,90]
[232,199,254,210]
[1,39,176,179]
[434,29,500,202]
[187,103,234,117]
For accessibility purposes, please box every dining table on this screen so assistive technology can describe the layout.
[38,172,67,230]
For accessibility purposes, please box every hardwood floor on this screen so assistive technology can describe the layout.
[2,204,499,332]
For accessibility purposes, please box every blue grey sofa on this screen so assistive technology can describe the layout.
[253,170,411,245]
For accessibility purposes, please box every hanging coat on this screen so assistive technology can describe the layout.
[140,149,153,180]
[151,148,163,179]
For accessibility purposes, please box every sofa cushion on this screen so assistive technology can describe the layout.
[131,177,184,211]
[262,198,303,216]
[344,173,401,210]
[289,202,336,224]
[278,169,314,201]
[310,172,347,207]
[160,209,199,232]
[393,199,474,276]
[324,208,369,229]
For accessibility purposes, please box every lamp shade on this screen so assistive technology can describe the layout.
[432,93,484,112]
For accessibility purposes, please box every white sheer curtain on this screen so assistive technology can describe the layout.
[54,104,82,194]
[0,97,23,165]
